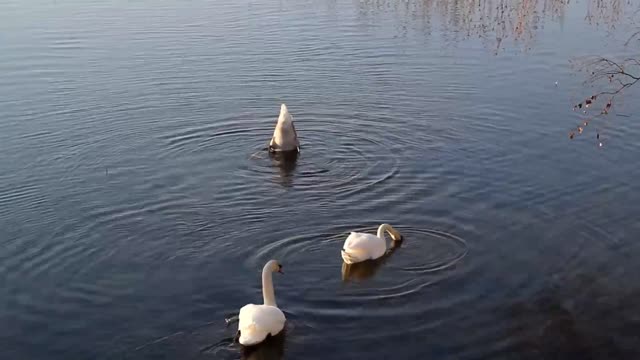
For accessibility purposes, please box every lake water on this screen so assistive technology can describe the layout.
[2,0,640,359]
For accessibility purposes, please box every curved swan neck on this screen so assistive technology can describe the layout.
[377,223,401,243]
[261,263,277,306]
[377,224,390,240]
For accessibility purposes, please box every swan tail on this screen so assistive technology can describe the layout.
[269,103,299,152]
[239,322,267,346]
[341,249,364,264]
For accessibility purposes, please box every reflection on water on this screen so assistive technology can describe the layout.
[357,0,633,53]
[585,0,627,29]
[358,0,569,51]
[1,0,640,359]
[240,331,287,360]
[341,239,402,282]
[268,151,299,187]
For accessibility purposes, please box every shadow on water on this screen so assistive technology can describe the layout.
[341,239,403,282]
[126,322,288,360]
[239,331,287,360]
[268,151,299,188]
[506,272,640,359]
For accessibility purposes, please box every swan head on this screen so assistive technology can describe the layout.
[378,223,403,242]
[266,259,284,274]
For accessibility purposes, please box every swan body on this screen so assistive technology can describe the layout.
[238,260,286,346]
[240,330,286,360]
[269,104,300,153]
[341,224,402,264]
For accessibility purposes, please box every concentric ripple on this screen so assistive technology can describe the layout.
[245,224,468,302]
[241,115,401,196]
[158,109,422,199]
[221,224,471,350]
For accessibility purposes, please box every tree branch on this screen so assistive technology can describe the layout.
[569,54,639,141]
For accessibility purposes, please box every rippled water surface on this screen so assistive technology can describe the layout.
[2,0,640,359]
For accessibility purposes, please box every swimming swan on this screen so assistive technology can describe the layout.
[269,104,300,153]
[238,260,286,346]
[341,224,403,264]
[240,330,286,360]
[341,239,402,281]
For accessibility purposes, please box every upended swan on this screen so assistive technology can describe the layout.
[269,104,300,153]
[341,224,403,264]
[238,260,286,346]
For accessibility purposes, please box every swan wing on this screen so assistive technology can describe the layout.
[238,304,286,346]
[341,232,385,264]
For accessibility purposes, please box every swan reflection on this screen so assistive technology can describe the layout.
[341,239,402,282]
[269,150,298,187]
[240,330,286,360]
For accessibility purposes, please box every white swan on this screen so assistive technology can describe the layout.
[269,104,300,153]
[341,224,403,264]
[238,260,286,346]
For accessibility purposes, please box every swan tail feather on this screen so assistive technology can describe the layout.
[239,322,267,346]
[341,249,364,264]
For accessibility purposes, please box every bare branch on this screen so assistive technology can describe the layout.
[624,29,640,45]
[569,52,640,142]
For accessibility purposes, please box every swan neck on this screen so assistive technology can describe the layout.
[377,224,389,246]
[261,264,277,306]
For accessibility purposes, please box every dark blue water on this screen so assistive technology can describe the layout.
[1,0,640,359]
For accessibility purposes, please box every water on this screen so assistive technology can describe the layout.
[1,0,640,359]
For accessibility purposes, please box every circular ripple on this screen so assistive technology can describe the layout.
[245,224,468,301]
[394,226,468,274]
[158,113,268,159]
[241,117,401,196]
[124,317,315,360]
[233,224,470,348]
[158,109,420,197]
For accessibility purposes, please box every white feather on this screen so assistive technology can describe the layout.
[341,224,402,264]
[238,260,287,346]
[341,232,386,264]
[269,104,300,152]
[238,304,286,346]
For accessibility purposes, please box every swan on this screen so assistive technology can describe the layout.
[341,239,402,281]
[240,330,286,360]
[269,104,300,153]
[341,224,403,264]
[238,260,286,346]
